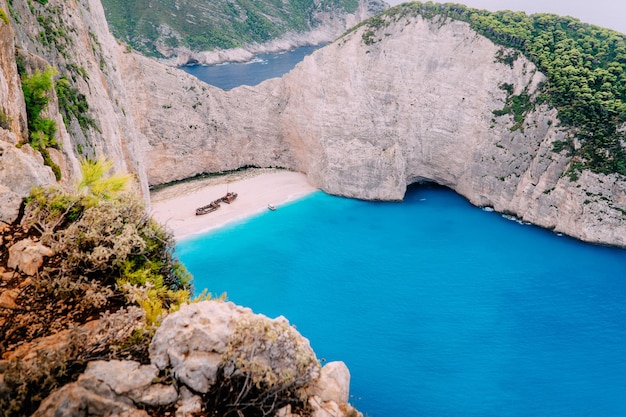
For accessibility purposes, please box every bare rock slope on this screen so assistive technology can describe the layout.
[125,15,625,247]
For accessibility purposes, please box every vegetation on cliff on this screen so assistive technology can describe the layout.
[100,0,360,57]
[0,159,192,416]
[19,66,61,180]
[0,159,326,416]
[356,2,626,177]
[10,0,101,162]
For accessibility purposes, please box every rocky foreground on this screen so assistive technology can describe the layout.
[0,230,358,417]
[0,174,362,416]
[30,302,356,417]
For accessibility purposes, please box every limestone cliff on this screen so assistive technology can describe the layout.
[124,14,625,247]
[0,0,54,223]
[1,1,625,415]
[0,0,150,225]
[5,1,621,247]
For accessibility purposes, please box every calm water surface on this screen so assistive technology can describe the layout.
[177,185,626,417]
[180,45,320,90]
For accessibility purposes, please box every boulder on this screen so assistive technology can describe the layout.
[78,360,177,406]
[0,143,55,224]
[0,288,20,310]
[33,360,177,417]
[175,386,203,417]
[0,270,12,282]
[149,300,251,393]
[33,383,148,417]
[150,300,322,398]
[308,361,351,404]
[309,395,363,417]
[7,238,54,276]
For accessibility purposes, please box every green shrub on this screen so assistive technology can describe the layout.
[18,158,192,335]
[0,8,9,24]
[20,66,62,178]
[21,66,57,138]
[55,75,98,133]
[0,108,11,129]
[0,160,193,415]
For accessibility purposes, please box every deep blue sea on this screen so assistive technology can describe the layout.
[177,185,626,417]
[181,45,320,90]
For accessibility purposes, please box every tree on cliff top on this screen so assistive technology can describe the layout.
[356,2,626,177]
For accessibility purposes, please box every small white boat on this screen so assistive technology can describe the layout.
[268,204,276,211]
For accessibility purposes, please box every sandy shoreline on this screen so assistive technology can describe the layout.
[150,169,318,240]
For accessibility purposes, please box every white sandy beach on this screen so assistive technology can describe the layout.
[150,169,318,240]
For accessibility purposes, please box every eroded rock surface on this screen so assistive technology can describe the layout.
[123,15,625,247]
[7,238,54,276]
[29,301,359,417]
[0,143,55,224]
[150,301,251,393]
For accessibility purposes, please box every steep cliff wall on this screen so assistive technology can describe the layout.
[120,53,297,185]
[0,0,55,223]
[127,14,625,247]
[279,16,626,247]
[1,0,624,246]
[0,0,151,225]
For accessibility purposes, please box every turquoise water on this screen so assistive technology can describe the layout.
[177,185,626,417]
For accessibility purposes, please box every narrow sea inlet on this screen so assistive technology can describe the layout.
[181,45,320,90]
[177,185,626,417]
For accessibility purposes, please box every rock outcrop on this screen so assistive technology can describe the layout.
[28,301,360,417]
[0,0,151,224]
[7,238,54,276]
[0,142,56,224]
[33,360,175,417]
[149,301,252,393]
[123,14,625,247]
[0,2,55,224]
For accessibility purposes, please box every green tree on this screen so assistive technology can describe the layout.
[356,2,626,176]
[21,66,62,179]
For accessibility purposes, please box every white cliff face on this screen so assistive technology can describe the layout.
[120,53,296,185]
[125,15,625,247]
[278,16,626,246]
[0,10,26,143]
[0,0,623,246]
[0,4,56,224]
[4,0,150,203]
[281,16,548,200]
